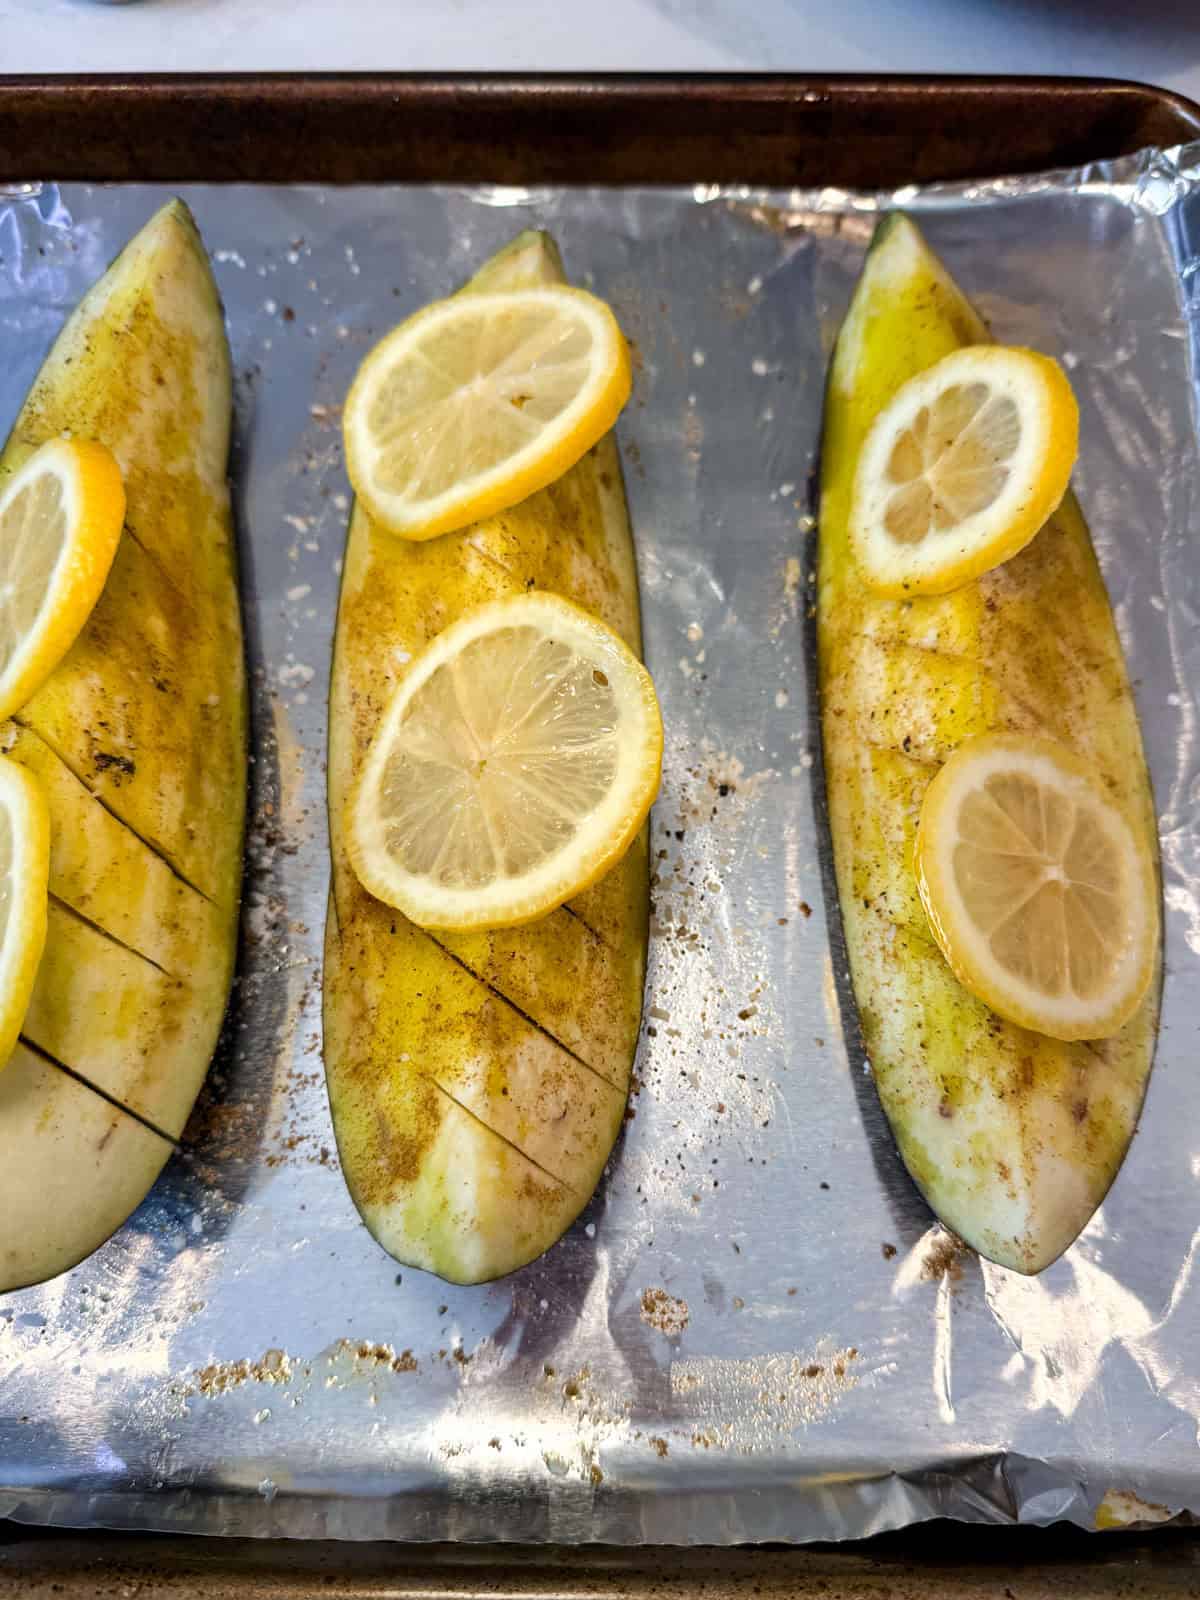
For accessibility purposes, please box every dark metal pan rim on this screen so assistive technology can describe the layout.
[0,72,1197,187]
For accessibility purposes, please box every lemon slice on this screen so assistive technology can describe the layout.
[349,592,662,931]
[0,437,125,722]
[850,345,1079,595]
[344,287,632,541]
[0,755,50,1071]
[916,734,1157,1041]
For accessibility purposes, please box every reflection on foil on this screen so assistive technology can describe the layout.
[92,1443,127,1477]
[0,144,1198,1543]
[465,185,552,209]
[669,1342,864,1448]
[982,1239,1159,1421]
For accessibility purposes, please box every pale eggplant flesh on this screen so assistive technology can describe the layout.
[0,199,246,1293]
[323,232,649,1285]
[817,214,1161,1275]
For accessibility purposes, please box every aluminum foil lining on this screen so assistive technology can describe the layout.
[0,142,1198,1543]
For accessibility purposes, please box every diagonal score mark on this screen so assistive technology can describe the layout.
[48,891,179,982]
[462,535,540,589]
[18,1033,180,1147]
[422,926,626,1095]
[428,1076,575,1196]
[122,519,199,614]
[12,716,220,907]
[463,507,614,611]
[561,900,607,944]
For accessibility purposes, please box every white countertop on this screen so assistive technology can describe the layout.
[4,0,1200,110]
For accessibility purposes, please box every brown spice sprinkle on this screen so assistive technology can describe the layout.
[337,1339,419,1375]
[649,1436,669,1458]
[189,1347,294,1398]
[640,1288,690,1338]
[921,1229,971,1283]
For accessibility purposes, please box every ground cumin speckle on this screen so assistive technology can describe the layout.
[189,1347,294,1398]
[331,1338,418,1375]
[640,1288,690,1337]
[921,1229,971,1282]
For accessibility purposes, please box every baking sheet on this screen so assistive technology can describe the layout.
[0,145,1199,1545]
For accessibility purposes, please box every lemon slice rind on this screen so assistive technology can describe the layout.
[344,287,632,542]
[349,591,661,931]
[850,345,1079,597]
[0,755,50,1072]
[0,437,126,724]
[916,733,1157,1041]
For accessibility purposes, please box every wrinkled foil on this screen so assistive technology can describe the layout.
[0,144,1198,1545]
